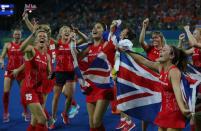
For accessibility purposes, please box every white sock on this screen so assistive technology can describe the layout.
[126,120,132,125]
[120,117,126,121]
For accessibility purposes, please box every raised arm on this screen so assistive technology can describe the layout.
[22,11,57,44]
[110,20,120,33]
[22,11,35,32]
[128,52,160,72]
[71,25,88,45]
[169,68,190,117]
[184,25,198,47]
[183,47,194,56]
[139,18,150,51]
[20,32,35,52]
[177,33,185,49]
[176,32,195,55]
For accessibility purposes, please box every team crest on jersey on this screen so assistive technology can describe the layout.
[50,44,55,50]
[36,55,40,59]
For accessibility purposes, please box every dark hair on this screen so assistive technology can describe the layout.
[125,28,136,41]
[96,21,107,31]
[170,45,188,72]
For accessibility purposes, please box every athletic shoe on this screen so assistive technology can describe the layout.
[122,120,136,131]
[115,119,126,129]
[22,112,31,122]
[3,113,10,123]
[61,112,69,124]
[48,117,56,129]
[69,104,80,118]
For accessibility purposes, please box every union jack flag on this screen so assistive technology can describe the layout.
[24,4,37,12]
[70,40,115,94]
[116,51,201,122]
[116,52,162,122]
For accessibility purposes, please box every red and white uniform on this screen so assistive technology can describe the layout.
[21,48,48,105]
[5,42,24,81]
[48,39,56,65]
[192,48,201,68]
[154,65,186,128]
[86,40,115,103]
[42,39,56,94]
[55,39,74,72]
[146,45,160,62]
[192,48,201,112]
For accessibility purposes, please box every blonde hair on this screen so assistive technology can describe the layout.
[152,31,167,46]
[35,24,51,39]
[57,26,71,40]
[195,27,201,36]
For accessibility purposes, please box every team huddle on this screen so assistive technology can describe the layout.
[0,9,201,131]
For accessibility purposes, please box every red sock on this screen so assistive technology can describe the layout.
[35,123,48,131]
[98,124,105,131]
[71,99,77,106]
[191,124,195,131]
[3,92,9,114]
[22,103,28,113]
[44,108,50,120]
[92,124,105,131]
[27,124,35,131]
[90,128,96,131]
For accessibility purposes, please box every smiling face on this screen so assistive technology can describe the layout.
[157,45,174,63]
[152,34,163,48]
[120,28,129,40]
[110,20,117,33]
[13,30,22,42]
[35,31,48,48]
[92,23,104,39]
[60,26,71,40]
[193,28,201,41]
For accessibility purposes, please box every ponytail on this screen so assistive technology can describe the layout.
[170,45,188,72]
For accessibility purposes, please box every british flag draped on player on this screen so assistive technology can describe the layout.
[70,21,121,94]
[70,34,118,94]
[116,51,201,122]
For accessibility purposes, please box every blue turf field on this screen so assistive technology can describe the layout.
[0,68,190,131]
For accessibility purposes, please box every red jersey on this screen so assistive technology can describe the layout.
[192,48,201,68]
[86,40,116,103]
[6,42,24,70]
[55,40,74,72]
[146,45,160,62]
[88,43,103,64]
[22,48,48,90]
[154,65,186,128]
[88,40,116,67]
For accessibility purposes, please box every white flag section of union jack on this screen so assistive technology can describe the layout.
[116,52,201,122]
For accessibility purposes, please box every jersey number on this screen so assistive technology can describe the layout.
[25,94,32,101]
